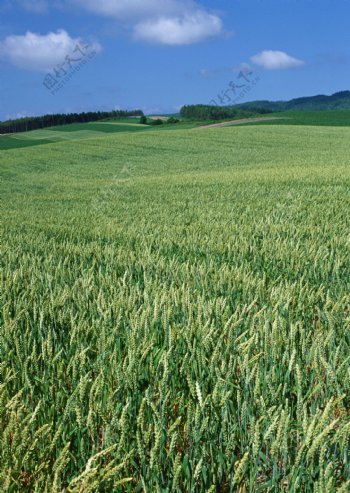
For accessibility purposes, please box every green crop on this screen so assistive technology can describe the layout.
[1,124,350,491]
[246,109,350,127]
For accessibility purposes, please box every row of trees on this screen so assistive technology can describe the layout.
[179,105,252,121]
[0,109,144,134]
[180,104,271,121]
[140,116,180,125]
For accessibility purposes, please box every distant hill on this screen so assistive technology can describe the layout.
[234,91,350,112]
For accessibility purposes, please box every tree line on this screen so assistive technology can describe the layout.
[0,109,144,134]
[179,104,271,121]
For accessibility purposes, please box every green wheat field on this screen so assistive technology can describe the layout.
[1,122,350,492]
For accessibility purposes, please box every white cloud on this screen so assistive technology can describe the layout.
[5,111,32,120]
[0,30,101,72]
[12,0,224,46]
[17,0,49,13]
[72,0,224,45]
[251,50,305,70]
[235,62,252,74]
[199,67,218,78]
[72,0,187,20]
[134,11,222,45]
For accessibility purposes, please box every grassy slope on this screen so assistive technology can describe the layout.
[0,122,151,149]
[245,109,350,127]
[1,125,350,491]
[0,136,56,150]
[48,122,151,133]
[2,109,349,151]
[0,121,198,150]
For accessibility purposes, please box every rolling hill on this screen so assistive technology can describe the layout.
[234,90,350,112]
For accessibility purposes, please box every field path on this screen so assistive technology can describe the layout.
[197,116,286,129]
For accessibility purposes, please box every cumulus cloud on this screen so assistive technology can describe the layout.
[72,0,224,45]
[251,50,305,70]
[12,0,224,46]
[72,0,186,20]
[0,30,101,71]
[17,0,49,13]
[134,11,222,45]
[198,67,222,78]
[5,111,32,120]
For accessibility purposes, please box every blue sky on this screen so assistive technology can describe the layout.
[0,0,349,120]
